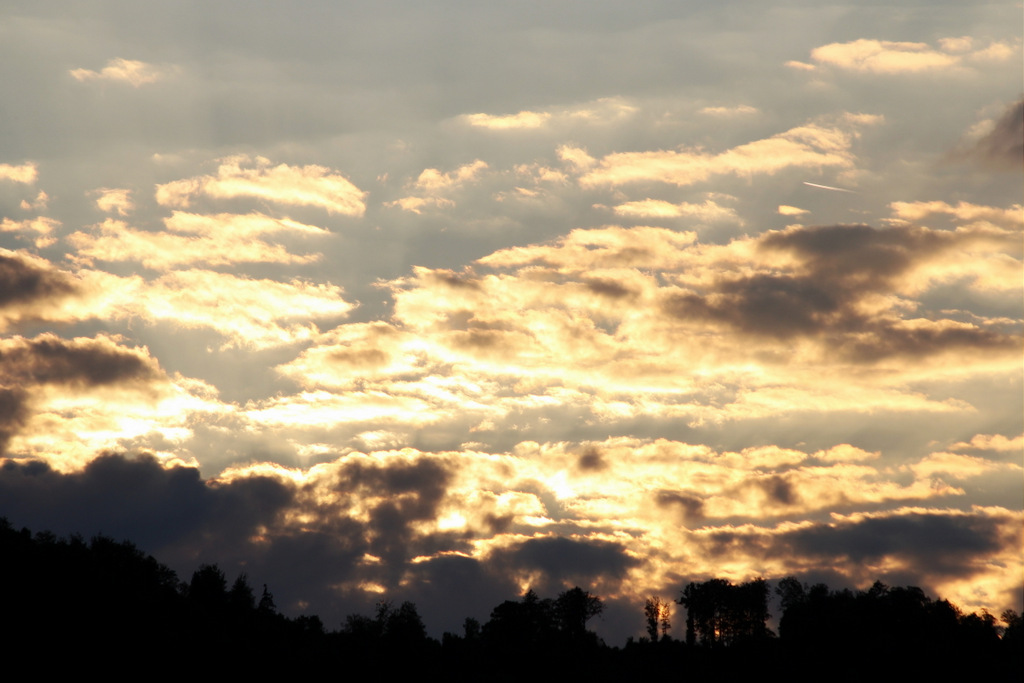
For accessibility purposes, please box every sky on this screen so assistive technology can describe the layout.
[0,0,1021,643]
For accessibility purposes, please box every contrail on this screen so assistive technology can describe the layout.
[803,181,857,193]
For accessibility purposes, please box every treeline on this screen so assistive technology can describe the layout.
[2,519,1020,679]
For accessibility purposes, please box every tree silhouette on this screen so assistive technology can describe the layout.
[678,578,769,647]
[555,586,604,639]
[644,596,672,642]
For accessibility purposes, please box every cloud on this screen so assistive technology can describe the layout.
[19,191,48,211]
[461,98,637,131]
[0,217,60,248]
[267,215,1019,446]
[888,199,1023,227]
[463,111,552,130]
[0,162,37,184]
[804,38,1018,74]
[412,160,489,192]
[950,98,1024,171]
[907,451,1020,480]
[0,333,161,389]
[579,120,861,187]
[69,58,175,87]
[128,270,357,349]
[949,433,1023,452]
[778,205,808,216]
[68,217,324,269]
[610,197,741,223]
[385,196,456,214]
[698,105,758,117]
[155,155,367,216]
[92,188,134,216]
[0,334,191,466]
[0,250,80,329]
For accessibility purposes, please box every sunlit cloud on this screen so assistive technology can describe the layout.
[0,162,38,184]
[579,120,863,188]
[69,58,176,87]
[92,188,134,216]
[699,105,758,117]
[130,270,357,349]
[778,205,808,216]
[1,217,60,247]
[609,196,741,223]
[463,110,552,129]
[888,199,1024,227]
[155,155,367,216]
[804,38,1018,74]
[949,433,1024,452]
[412,160,489,192]
[19,191,48,211]
[462,98,637,131]
[385,196,456,214]
[908,451,1020,480]
[67,219,323,269]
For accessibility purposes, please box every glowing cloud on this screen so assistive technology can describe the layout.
[0,162,38,184]
[69,58,175,87]
[155,155,367,216]
[579,121,860,188]
[463,111,552,129]
[805,38,1017,74]
[92,188,134,216]
[610,197,742,223]
[67,219,323,269]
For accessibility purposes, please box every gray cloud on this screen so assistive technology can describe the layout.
[663,223,1018,361]
[493,536,641,589]
[0,334,160,387]
[0,252,77,310]
[957,98,1024,170]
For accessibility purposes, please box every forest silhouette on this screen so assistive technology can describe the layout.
[2,517,1020,679]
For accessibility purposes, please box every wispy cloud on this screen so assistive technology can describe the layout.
[69,58,176,87]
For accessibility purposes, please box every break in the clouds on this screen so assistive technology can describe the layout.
[0,1,1020,644]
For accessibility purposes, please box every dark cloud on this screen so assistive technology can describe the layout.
[0,334,161,387]
[664,274,842,338]
[955,98,1024,170]
[655,490,705,522]
[0,387,28,453]
[584,278,634,299]
[662,223,1017,361]
[342,457,450,521]
[702,509,1013,582]
[0,453,295,553]
[492,536,640,589]
[757,475,798,506]
[0,252,77,309]
[576,445,608,472]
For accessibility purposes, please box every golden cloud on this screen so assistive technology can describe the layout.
[69,58,176,87]
[0,162,37,184]
[412,160,489,192]
[67,218,322,269]
[806,38,1017,74]
[579,122,859,188]
[92,188,134,216]
[155,155,367,215]
[610,197,741,223]
[463,111,552,129]
[131,270,356,349]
